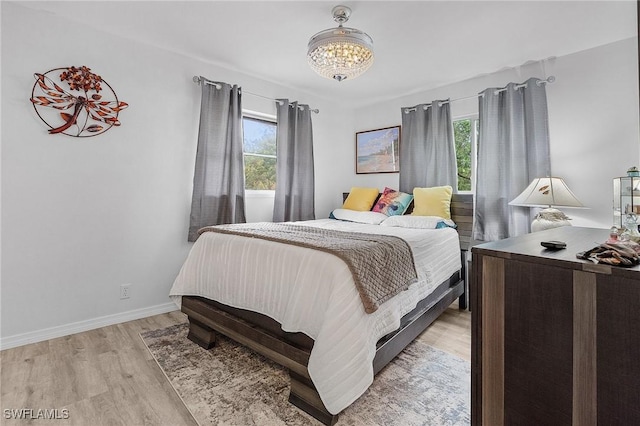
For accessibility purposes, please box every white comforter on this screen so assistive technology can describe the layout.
[169,219,461,414]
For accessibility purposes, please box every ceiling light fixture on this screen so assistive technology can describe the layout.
[307,5,374,82]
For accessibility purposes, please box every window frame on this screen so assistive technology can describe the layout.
[452,114,479,194]
[242,110,277,196]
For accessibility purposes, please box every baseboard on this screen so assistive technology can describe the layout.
[0,302,179,351]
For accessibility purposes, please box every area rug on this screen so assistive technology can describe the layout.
[140,323,470,425]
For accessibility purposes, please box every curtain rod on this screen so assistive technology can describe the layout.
[192,76,319,114]
[403,76,555,113]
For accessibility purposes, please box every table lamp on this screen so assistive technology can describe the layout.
[509,177,584,232]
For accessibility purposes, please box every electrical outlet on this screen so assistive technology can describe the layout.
[120,284,131,299]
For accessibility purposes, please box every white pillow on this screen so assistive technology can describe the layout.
[330,209,388,225]
[380,215,456,229]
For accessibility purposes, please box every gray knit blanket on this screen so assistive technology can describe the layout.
[198,223,418,314]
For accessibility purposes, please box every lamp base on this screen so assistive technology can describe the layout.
[531,208,572,232]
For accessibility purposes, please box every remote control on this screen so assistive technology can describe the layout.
[541,240,567,250]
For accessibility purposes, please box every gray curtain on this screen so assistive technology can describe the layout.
[188,79,246,241]
[473,77,551,241]
[273,100,315,222]
[399,100,457,193]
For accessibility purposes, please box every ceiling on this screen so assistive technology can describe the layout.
[20,1,637,108]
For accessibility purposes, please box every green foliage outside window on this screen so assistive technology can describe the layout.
[244,155,276,190]
[454,119,472,191]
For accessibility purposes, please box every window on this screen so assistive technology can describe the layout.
[453,117,478,192]
[242,115,277,191]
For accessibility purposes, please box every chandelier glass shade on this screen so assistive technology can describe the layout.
[307,6,374,82]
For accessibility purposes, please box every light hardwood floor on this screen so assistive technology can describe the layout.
[1,303,470,426]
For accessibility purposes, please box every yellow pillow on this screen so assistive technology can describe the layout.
[412,186,453,219]
[342,187,379,211]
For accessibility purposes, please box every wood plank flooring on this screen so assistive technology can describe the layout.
[1,303,470,426]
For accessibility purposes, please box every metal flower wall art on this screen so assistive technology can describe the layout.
[30,66,128,137]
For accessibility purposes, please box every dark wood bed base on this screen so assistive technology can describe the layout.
[181,193,473,425]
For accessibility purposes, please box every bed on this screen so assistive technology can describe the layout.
[170,192,473,425]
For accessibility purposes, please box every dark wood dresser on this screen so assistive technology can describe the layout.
[471,226,640,425]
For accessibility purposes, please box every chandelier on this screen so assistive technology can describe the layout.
[307,5,374,82]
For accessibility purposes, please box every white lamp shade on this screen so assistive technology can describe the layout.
[509,177,584,208]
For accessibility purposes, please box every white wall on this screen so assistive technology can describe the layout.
[0,2,351,346]
[353,38,640,229]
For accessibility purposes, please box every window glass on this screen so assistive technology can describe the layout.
[243,116,277,190]
[453,117,478,192]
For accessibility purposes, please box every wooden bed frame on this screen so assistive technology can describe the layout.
[181,193,473,425]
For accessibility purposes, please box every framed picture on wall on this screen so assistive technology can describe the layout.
[355,126,401,174]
